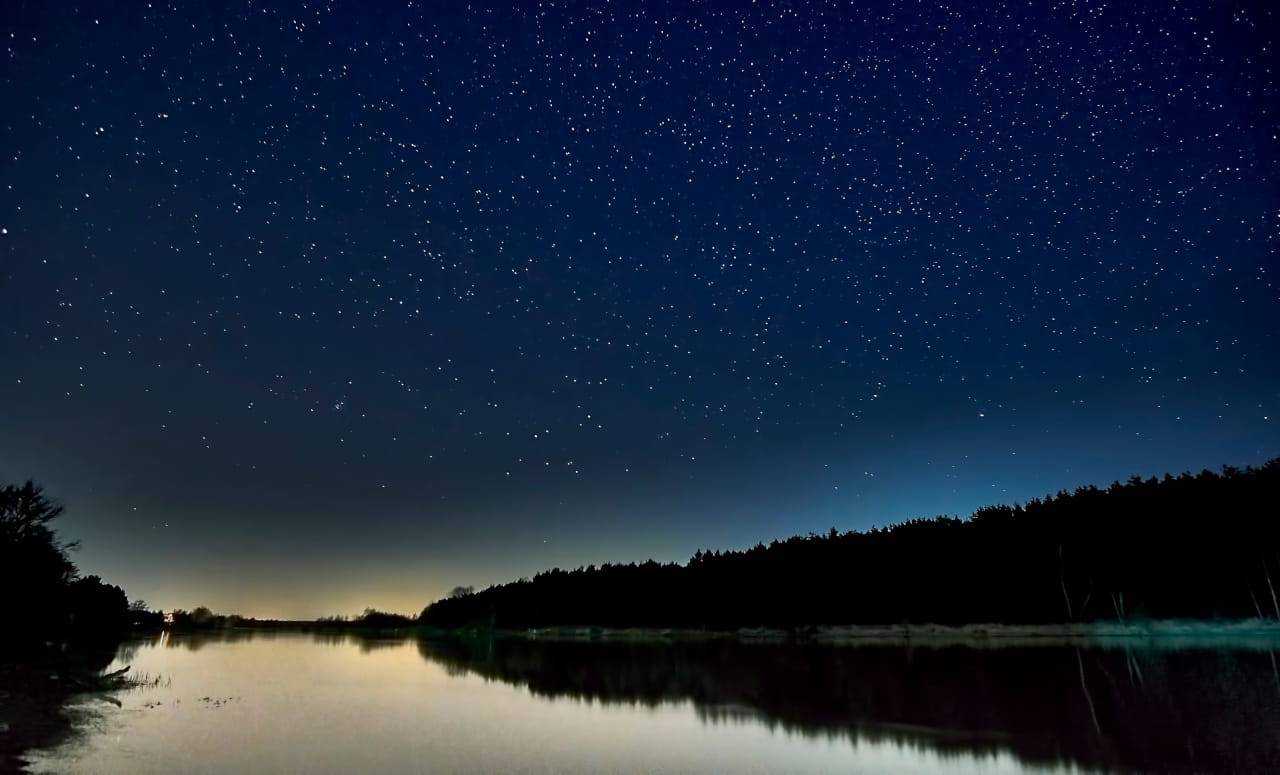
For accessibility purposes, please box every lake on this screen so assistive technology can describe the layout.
[20,630,1280,773]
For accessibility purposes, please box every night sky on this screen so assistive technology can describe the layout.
[2,1,1277,618]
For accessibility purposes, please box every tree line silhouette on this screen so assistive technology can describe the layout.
[163,607,415,631]
[6,459,1280,643]
[421,459,1280,630]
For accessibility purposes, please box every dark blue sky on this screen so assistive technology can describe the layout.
[2,0,1277,617]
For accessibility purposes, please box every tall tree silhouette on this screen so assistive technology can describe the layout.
[1,482,79,642]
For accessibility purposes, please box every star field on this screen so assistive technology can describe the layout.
[2,0,1277,617]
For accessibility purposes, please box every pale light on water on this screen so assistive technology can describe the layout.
[24,633,1077,774]
[26,631,1280,773]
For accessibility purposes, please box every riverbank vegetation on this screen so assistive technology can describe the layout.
[164,607,415,632]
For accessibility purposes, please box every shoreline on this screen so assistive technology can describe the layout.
[145,618,1280,649]
[471,619,1280,647]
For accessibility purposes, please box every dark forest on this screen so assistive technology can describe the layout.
[422,460,1280,630]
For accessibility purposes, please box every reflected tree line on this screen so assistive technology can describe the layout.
[422,460,1280,629]
[133,627,1280,773]
[413,636,1280,773]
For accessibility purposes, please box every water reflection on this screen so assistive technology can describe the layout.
[149,627,407,653]
[412,635,1280,773]
[24,629,1280,773]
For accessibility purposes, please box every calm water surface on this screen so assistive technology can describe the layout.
[23,631,1280,773]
